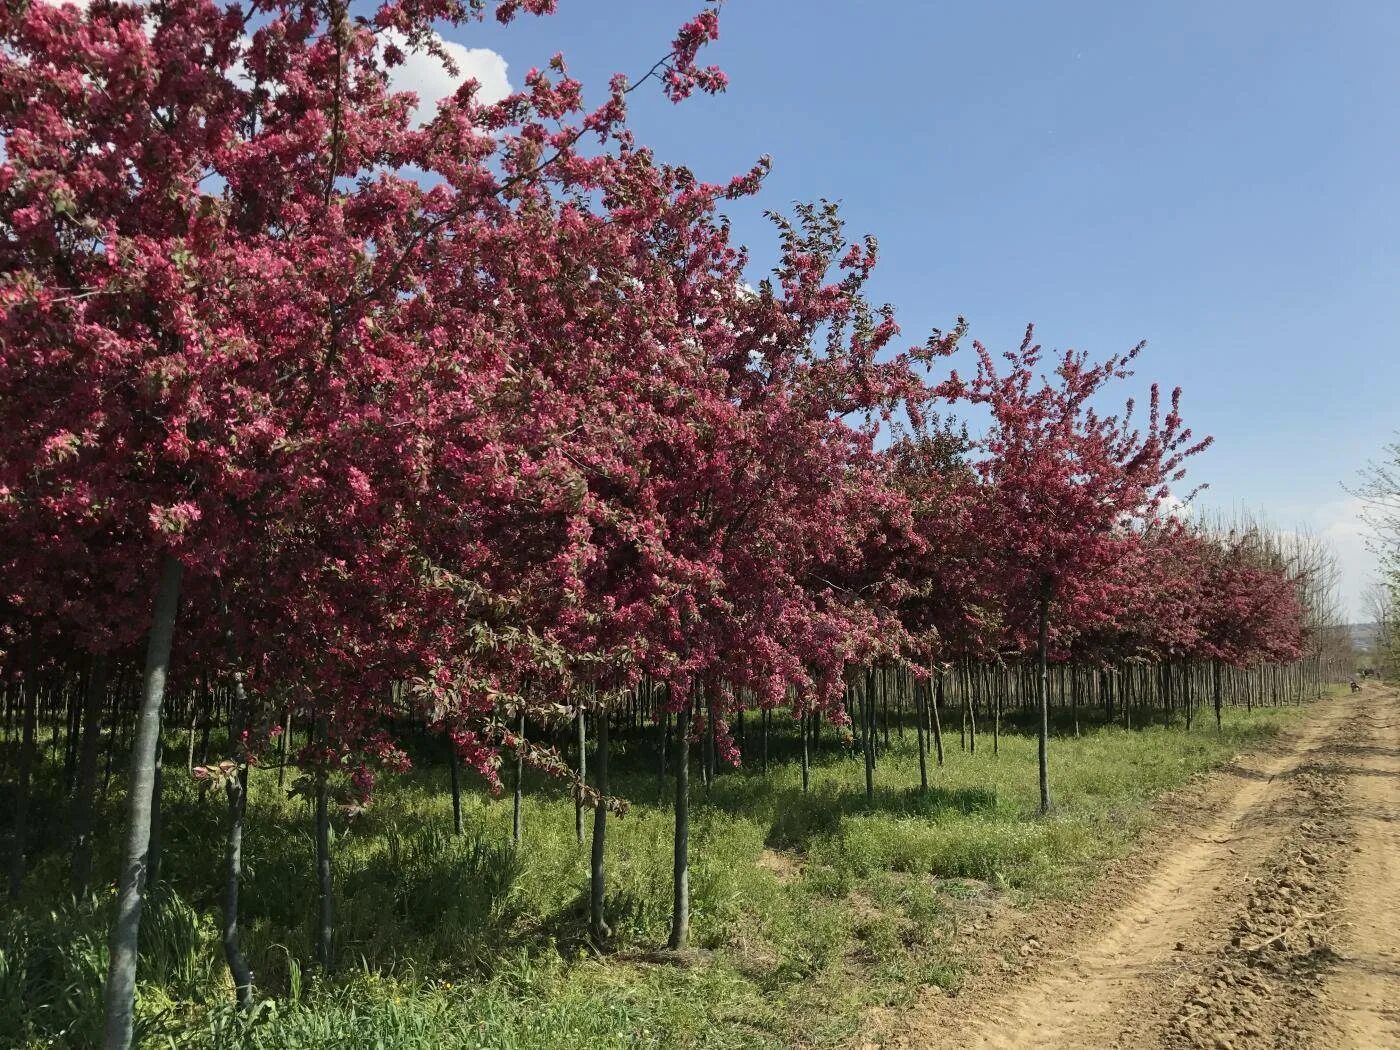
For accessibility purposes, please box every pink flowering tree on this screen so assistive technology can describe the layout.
[945,328,1211,812]
[1,0,732,1034]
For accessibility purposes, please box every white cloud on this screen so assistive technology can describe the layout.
[1301,496,1378,623]
[383,31,510,126]
[35,8,510,128]
[1196,497,1380,624]
[1162,493,1194,521]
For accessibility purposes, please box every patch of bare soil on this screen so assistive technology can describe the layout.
[1160,765,1349,1049]
[1310,695,1400,1048]
[864,685,1400,1050]
[759,847,802,882]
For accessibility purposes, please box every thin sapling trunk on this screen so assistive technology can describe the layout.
[102,552,182,1050]
[1037,587,1052,815]
[590,709,611,943]
[668,703,691,950]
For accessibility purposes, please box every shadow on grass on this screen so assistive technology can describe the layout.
[757,782,1001,853]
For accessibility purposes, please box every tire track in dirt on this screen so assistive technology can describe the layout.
[1157,757,1350,1050]
[1310,685,1400,1049]
[876,690,1370,1050]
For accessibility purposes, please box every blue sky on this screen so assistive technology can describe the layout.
[435,0,1397,619]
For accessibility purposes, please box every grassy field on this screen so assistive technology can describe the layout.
[0,701,1316,1048]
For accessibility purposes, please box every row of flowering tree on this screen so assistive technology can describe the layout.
[0,0,1321,1046]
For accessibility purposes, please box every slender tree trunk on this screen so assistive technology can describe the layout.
[186,684,199,772]
[102,553,182,1050]
[1187,666,1198,733]
[1071,665,1080,738]
[590,710,610,943]
[222,662,254,1010]
[658,708,670,803]
[863,670,875,801]
[71,654,108,898]
[575,707,587,845]
[959,665,967,752]
[1037,590,1052,815]
[668,703,691,950]
[800,710,811,793]
[931,669,945,766]
[965,673,977,755]
[512,708,525,848]
[881,669,891,751]
[8,673,37,899]
[64,676,82,794]
[1124,666,1131,722]
[147,750,164,893]
[915,680,928,791]
[1213,661,1224,733]
[197,683,213,771]
[277,705,291,791]
[993,679,1001,756]
[314,767,333,973]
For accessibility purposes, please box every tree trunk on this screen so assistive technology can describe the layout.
[880,669,891,751]
[1037,591,1052,815]
[1213,660,1224,734]
[197,683,214,775]
[915,679,928,791]
[8,673,37,899]
[102,553,182,1050]
[575,707,586,846]
[863,670,875,801]
[668,703,691,950]
[965,673,977,755]
[1071,665,1080,738]
[993,678,1001,756]
[512,708,525,848]
[657,708,670,803]
[64,676,82,794]
[590,711,610,943]
[314,768,333,973]
[277,705,291,791]
[959,665,967,752]
[71,654,108,898]
[761,706,770,776]
[222,664,254,1010]
[147,751,164,893]
[186,682,199,773]
[931,669,945,766]
[800,710,811,793]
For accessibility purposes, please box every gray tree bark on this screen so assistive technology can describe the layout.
[102,553,182,1050]
[575,707,586,845]
[667,703,691,950]
[589,710,610,943]
[222,658,254,1009]
[1037,587,1052,815]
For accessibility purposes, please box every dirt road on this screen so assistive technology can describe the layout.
[881,684,1400,1050]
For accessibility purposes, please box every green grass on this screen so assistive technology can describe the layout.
[1,700,1315,1048]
